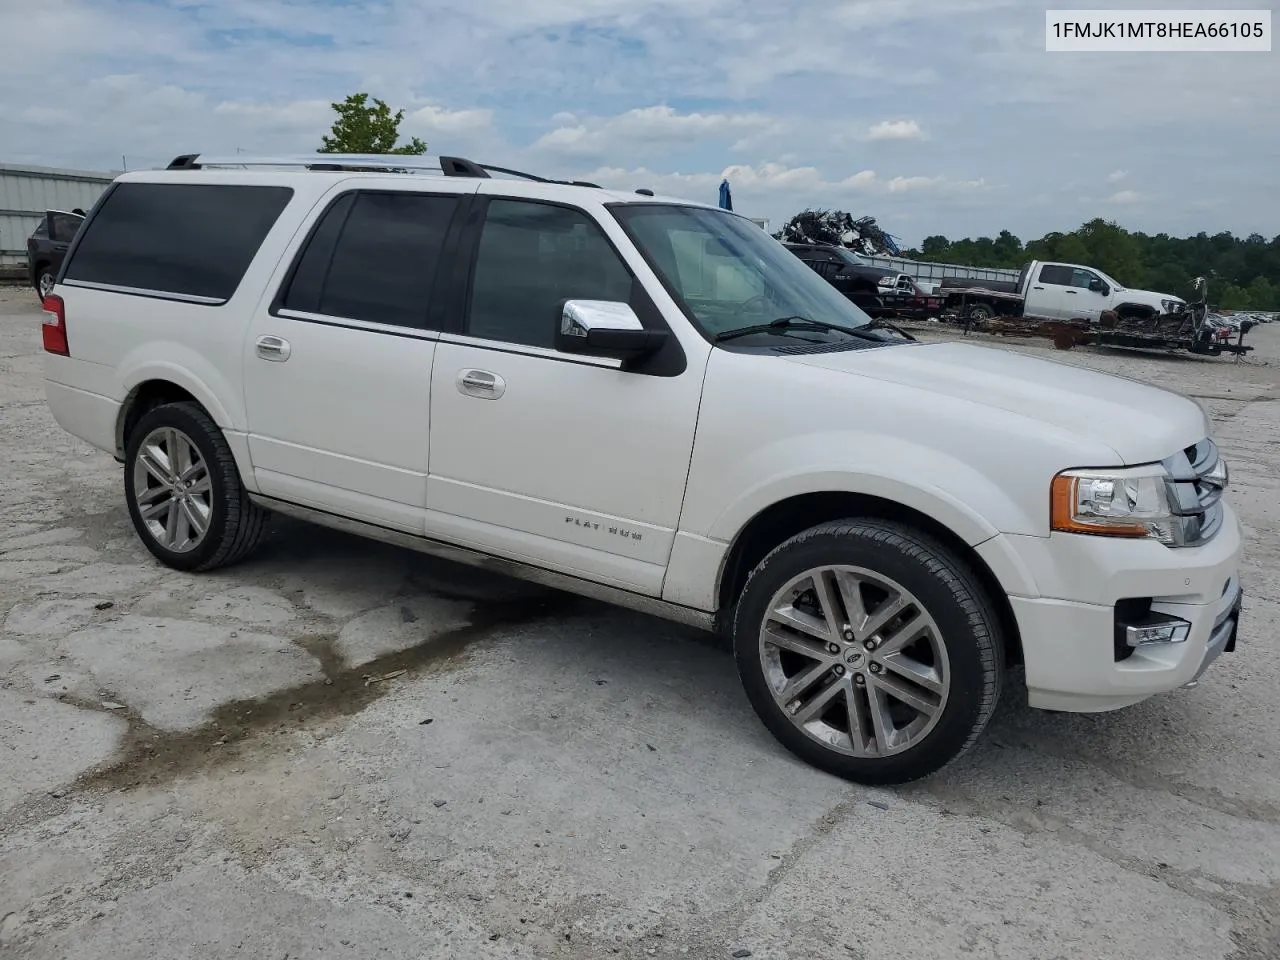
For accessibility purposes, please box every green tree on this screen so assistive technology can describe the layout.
[1243,275,1279,310]
[319,93,428,155]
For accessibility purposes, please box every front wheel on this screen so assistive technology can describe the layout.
[732,519,1004,785]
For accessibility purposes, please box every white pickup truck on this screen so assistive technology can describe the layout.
[941,261,1185,325]
[40,153,1243,786]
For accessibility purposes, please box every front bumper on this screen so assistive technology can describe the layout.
[989,504,1244,712]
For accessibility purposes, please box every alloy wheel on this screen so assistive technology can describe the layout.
[131,426,214,553]
[758,564,950,757]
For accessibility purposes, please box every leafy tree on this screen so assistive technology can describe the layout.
[319,93,428,155]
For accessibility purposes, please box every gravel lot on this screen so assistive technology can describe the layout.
[2,286,1279,959]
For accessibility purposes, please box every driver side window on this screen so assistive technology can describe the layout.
[468,199,633,349]
[1070,268,1099,290]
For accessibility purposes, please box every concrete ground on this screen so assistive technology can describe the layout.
[2,285,1278,960]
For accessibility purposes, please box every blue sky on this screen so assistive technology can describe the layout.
[1,0,1276,247]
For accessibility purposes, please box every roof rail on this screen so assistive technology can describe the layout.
[164,153,600,188]
[166,153,456,173]
[166,152,604,189]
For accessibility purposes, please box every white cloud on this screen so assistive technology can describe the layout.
[867,119,926,141]
[1104,190,1144,205]
[404,104,494,136]
[1107,169,1128,183]
[531,105,775,159]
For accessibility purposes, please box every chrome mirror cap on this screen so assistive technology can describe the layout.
[561,300,643,338]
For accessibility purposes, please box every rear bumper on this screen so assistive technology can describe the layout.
[44,377,120,457]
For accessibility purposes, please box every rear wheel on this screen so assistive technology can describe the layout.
[732,519,1004,785]
[123,401,268,571]
[966,302,994,324]
[36,265,55,299]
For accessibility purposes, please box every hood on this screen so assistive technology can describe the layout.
[1117,287,1183,307]
[785,341,1209,465]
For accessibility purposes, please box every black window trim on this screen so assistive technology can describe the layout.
[59,181,296,307]
[268,185,472,334]
[454,193,687,377]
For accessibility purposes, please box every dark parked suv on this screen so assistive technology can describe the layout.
[27,209,85,298]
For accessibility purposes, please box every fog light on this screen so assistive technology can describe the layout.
[1125,620,1191,647]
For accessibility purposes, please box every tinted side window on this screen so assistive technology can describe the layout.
[50,213,84,243]
[282,192,459,328]
[1070,268,1099,289]
[468,200,633,348]
[63,183,293,301]
[1038,264,1073,285]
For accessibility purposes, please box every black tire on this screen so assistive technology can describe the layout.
[731,519,1004,785]
[35,264,55,299]
[123,401,269,572]
[966,302,995,323]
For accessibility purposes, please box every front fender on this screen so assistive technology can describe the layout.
[702,432,1039,548]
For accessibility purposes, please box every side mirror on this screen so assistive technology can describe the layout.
[556,300,668,366]
[1088,279,1107,294]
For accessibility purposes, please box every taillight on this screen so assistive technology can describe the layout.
[42,294,69,356]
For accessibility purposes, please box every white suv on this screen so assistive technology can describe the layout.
[40,153,1243,785]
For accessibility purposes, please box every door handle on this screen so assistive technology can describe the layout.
[1064,289,1078,294]
[255,335,291,361]
[1032,285,1045,290]
[457,368,506,399]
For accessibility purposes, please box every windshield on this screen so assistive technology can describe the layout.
[833,247,868,266]
[609,204,873,339]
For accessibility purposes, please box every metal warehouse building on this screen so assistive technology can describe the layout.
[0,163,117,268]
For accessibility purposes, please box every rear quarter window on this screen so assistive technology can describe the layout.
[63,182,293,303]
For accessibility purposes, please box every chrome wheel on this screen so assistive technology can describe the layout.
[131,426,213,553]
[759,565,950,758]
[38,271,56,298]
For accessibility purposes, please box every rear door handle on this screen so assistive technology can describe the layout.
[256,335,291,361]
[457,368,506,399]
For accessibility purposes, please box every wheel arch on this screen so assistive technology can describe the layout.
[1114,302,1157,321]
[715,491,1024,666]
[114,372,256,495]
[116,379,202,457]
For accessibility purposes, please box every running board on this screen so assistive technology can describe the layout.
[250,494,717,632]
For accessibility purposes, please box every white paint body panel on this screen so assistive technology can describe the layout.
[41,166,1241,718]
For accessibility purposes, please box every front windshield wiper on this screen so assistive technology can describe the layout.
[715,316,862,342]
[714,315,889,343]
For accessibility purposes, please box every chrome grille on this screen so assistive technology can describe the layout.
[1161,438,1227,547]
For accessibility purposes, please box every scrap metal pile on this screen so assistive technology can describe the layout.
[775,209,903,256]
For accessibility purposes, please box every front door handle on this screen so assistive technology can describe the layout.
[256,335,291,361]
[457,368,506,399]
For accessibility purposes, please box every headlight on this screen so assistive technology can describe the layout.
[1050,464,1174,543]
